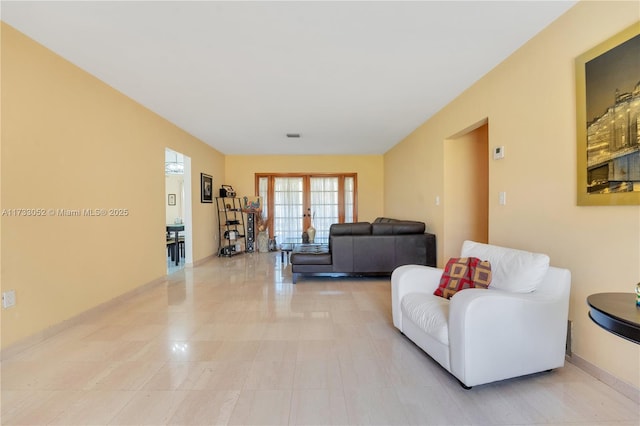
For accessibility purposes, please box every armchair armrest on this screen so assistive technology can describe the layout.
[448,288,569,387]
[391,265,443,330]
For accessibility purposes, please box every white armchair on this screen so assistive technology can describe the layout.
[391,240,571,388]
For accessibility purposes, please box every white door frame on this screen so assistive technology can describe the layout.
[183,155,193,266]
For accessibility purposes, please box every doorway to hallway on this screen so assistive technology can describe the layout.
[443,121,489,260]
[165,148,193,274]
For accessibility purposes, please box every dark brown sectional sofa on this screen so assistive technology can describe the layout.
[290,217,436,283]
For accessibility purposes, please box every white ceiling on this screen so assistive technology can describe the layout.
[1,1,577,155]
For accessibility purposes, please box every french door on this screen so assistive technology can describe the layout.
[256,173,357,245]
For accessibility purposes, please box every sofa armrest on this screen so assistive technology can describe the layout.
[448,288,569,387]
[391,265,443,330]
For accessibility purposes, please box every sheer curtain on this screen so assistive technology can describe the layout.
[310,177,339,241]
[344,176,354,223]
[258,177,269,223]
[273,177,303,245]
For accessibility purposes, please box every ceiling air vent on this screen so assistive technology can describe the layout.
[286,133,301,138]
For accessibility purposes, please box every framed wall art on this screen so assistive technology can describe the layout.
[201,173,213,203]
[575,23,640,206]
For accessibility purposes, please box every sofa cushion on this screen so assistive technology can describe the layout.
[371,221,425,235]
[401,293,449,345]
[373,217,395,223]
[461,240,549,293]
[290,245,332,265]
[434,257,492,299]
[330,222,371,236]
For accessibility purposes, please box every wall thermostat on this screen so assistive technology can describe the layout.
[493,146,505,160]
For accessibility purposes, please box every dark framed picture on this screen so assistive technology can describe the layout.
[168,193,176,206]
[575,23,640,206]
[201,173,213,203]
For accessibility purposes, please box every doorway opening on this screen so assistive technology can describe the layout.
[165,148,193,274]
[443,120,489,260]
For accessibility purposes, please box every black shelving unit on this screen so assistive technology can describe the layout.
[216,197,246,256]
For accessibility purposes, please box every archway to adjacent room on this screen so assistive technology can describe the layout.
[443,119,489,260]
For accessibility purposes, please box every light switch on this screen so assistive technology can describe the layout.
[499,192,507,205]
[494,146,505,160]
[2,290,16,309]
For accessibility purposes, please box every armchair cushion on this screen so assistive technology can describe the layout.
[461,240,549,293]
[401,293,449,345]
[434,257,492,299]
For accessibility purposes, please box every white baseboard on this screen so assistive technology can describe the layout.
[2,254,220,360]
[568,353,640,403]
[0,275,167,361]
[191,253,216,267]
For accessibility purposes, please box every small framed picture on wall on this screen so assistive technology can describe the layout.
[201,173,213,203]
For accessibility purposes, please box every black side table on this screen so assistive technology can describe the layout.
[587,292,640,345]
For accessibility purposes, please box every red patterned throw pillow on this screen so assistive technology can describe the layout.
[434,257,492,299]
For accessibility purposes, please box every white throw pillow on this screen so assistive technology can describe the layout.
[460,240,549,293]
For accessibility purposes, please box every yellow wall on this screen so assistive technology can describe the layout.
[385,2,640,388]
[0,23,225,349]
[224,155,384,223]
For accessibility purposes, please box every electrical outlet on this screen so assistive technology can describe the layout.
[2,290,16,308]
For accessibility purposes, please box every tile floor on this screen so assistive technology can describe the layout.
[1,252,638,425]
[167,255,185,276]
